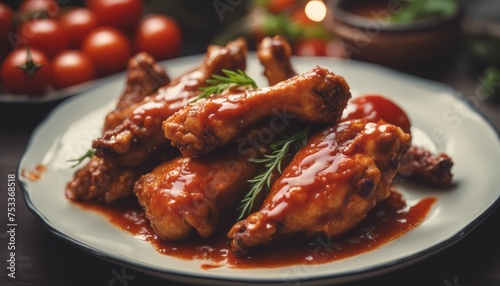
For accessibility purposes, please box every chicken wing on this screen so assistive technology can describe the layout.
[92,39,248,167]
[163,66,351,157]
[257,35,296,85]
[134,134,267,241]
[104,52,170,131]
[228,120,411,256]
[398,145,454,187]
[66,53,170,203]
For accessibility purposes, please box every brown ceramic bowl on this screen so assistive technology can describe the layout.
[325,0,462,68]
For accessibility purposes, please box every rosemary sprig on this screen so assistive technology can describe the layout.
[237,126,310,220]
[193,69,257,102]
[67,149,95,168]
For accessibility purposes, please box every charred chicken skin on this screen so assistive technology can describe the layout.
[66,53,170,203]
[163,66,351,157]
[398,145,454,187]
[228,120,411,256]
[92,39,248,166]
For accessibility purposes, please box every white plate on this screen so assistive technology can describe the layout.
[0,72,122,103]
[18,54,500,285]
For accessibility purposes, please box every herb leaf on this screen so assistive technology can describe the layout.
[67,149,95,168]
[237,126,309,220]
[193,69,257,102]
[390,0,458,23]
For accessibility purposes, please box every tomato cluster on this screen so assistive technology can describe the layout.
[0,0,182,95]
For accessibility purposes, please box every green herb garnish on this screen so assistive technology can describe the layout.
[193,69,257,102]
[389,0,458,23]
[237,126,309,220]
[67,149,95,168]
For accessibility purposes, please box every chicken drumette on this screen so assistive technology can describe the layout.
[163,66,351,157]
[228,120,411,256]
[134,135,266,241]
[92,39,248,167]
[66,53,170,203]
[257,35,296,85]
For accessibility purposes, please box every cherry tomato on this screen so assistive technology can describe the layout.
[0,3,14,58]
[342,95,411,133]
[86,0,143,33]
[59,7,99,49]
[267,0,296,14]
[19,0,60,18]
[293,38,327,56]
[17,18,69,58]
[51,50,95,89]
[1,47,50,95]
[134,14,182,61]
[81,27,132,76]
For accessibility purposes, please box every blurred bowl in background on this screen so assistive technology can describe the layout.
[325,0,462,68]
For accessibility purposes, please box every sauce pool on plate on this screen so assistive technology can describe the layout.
[74,191,435,269]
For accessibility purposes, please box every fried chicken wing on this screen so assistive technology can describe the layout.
[134,138,265,241]
[398,145,454,187]
[66,53,170,203]
[104,52,170,131]
[257,35,296,85]
[228,120,411,256]
[92,39,248,167]
[163,66,351,157]
[341,95,453,187]
[66,156,160,203]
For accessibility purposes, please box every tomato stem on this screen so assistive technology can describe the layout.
[18,47,43,76]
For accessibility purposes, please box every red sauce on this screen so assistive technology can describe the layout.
[342,95,411,133]
[74,191,435,269]
[21,164,47,181]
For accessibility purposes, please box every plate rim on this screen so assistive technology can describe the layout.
[17,55,500,284]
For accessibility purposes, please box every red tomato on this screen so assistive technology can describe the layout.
[0,3,14,58]
[17,19,69,58]
[19,0,60,18]
[293,38,327,56]
[1,47,50,95]
[81,27,132,76]
[59,8,99,49]
[134,14,182,60]
[51,50,95,89]
[342,95,411,133]
[86,0,143,33]
[267,0,296,14]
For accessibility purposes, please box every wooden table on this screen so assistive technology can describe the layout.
[1,39,500,286]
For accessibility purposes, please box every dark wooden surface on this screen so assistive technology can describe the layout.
[1,13,500,286]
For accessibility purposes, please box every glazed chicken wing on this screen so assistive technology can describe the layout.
[228,120,411,256]
[163,66,351,157]
[104,52,170,131]
[92,39,248,166]
[66,53,170,203]
[257,35,296,85]
[134,136,266,241]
